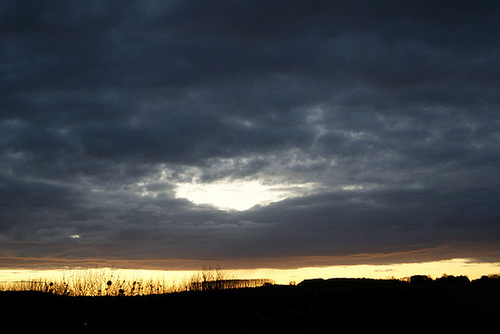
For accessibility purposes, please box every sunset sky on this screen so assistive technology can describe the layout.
[1,1,499,279]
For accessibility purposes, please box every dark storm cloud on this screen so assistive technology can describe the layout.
[1,0,500,269]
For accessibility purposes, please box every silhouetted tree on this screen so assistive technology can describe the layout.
[188,265,229,291]
[436,274,470,285]
[473,274,500,287]
[410,275,433,284]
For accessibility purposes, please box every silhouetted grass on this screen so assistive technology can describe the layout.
[0,267,274,296]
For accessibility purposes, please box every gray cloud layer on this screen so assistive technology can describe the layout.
[1,1,499,269]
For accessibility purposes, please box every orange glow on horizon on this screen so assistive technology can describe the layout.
[235,258,500,284]
[1,258,499,286]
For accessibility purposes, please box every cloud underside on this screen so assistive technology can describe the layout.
[1,1,500,269]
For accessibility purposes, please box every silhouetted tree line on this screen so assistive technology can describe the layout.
[409,273,500,286]
[473,274,500,286]
[187,265,274,291]
[297,274,500,288]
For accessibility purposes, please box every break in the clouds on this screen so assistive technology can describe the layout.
[1,1,500,270]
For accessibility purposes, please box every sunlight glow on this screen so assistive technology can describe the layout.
[1,259,499,288]
[234,258,500,284]
[175,180,314,211]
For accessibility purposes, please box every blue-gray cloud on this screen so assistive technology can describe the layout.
[1,0,499,269]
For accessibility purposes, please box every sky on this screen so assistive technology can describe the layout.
[1,1,500,275]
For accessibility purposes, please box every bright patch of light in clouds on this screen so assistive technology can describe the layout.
[176,180,314,211]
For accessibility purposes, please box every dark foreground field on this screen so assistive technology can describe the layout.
[2,278,499,333]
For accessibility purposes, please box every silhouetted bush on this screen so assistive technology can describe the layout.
[436,274,470,285]
[410,275,433,284]
[472,274,500,287]
[296,278,325,288]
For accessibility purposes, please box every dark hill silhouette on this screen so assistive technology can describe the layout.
[2,276,499,333]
